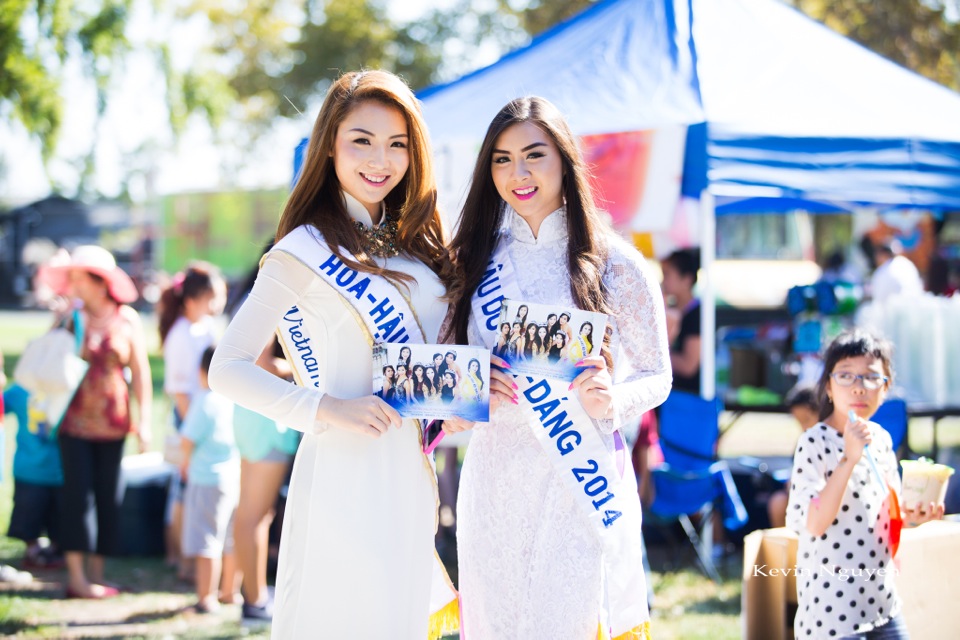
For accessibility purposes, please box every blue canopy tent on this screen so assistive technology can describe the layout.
[686,0,960,211]
[418,0,960,398]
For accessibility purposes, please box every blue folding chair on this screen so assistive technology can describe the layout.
[872,398,908,454]
[649,390,748,582]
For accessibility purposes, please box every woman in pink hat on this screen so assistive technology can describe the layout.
[38,245,152,599]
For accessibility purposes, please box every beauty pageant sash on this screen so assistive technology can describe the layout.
[270,224,459,639]
[471,235,650,639]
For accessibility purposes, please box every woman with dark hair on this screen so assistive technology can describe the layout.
[397,346,412,370]
[660,247,701,394]
[440,371,458,404]
[393,364,411,404]
[411,364,427,402]
[442,97,670,637]
[380,365,397,401]
[423,366,440,403]
[158,263,225,421]
[492,322,511,358]
[547,330,567,363]
[544,312,559,339]
[506,321,523,359]
[36,246,152,600]
[208,70,457,637]
[534,324,550,361]
[557,311,574,345]
[439,351,461,385]
[514,304,529,329]
[520,322,539,360]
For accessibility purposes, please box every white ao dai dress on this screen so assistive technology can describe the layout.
[209,193,449,639]
[456,208,671,638]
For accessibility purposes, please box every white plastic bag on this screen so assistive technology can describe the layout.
[13,326,88,435]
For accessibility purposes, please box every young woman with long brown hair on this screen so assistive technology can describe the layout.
[209,70,457,638]
[443,97,671,638]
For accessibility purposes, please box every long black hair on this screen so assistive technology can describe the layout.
[445,97,612,367]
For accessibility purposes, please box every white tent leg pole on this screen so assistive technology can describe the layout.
[700,190,716,401]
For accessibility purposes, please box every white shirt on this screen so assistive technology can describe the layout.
[870,255,923,303]
[163,315,217,396]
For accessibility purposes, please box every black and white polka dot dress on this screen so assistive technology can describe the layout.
[786,422,902,639]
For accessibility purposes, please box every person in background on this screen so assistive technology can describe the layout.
[3,379,64,570]
[158,263,226,423]
[227,247,301,624]
[630,409,663,508]
[925,254,958,297]
[179,347,240,614]
[36,245,152,599]
[869,240,923,303]
[820,250,862,285]
[766,385,819,528]
[0,350,35,586]
[157,262,226,580]
[233,351,301,625]
[786,329,942,639]
[660,247,701,394]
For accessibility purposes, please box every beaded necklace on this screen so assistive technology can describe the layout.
[354,213,400,258]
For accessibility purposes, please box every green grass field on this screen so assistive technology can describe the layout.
[2,309,958,638]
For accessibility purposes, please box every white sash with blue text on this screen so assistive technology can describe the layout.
[472,236,648,638]
[270,224,460,637]
[270,225,425,389]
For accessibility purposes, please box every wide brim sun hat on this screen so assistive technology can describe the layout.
[37,245,138,304]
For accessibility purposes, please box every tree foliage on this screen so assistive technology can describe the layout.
[4,0,958,198]
[1,0,133,163]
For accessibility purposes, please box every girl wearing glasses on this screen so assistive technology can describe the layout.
[786,329,942,640]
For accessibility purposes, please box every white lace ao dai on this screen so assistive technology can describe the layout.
[456,209,671,638]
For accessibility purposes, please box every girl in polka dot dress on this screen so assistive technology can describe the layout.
[786,330,944,639]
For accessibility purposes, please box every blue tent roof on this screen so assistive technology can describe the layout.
[419,0,960,211]
[694,0,960,209]
[418,0,703,140]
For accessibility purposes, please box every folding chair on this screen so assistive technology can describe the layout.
[873,398,908,454]
[649,390,748,582]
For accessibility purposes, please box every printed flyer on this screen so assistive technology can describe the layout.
[372,343,491,422]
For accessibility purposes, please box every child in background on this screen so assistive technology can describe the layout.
[767,385,819,528]
[0,350,34,585]
[158,262,226,577]
[3,382,64,569]
[786,330,942,639]
[179,347,240,613]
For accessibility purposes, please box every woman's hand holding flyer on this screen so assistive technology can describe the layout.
[568,355,614,420]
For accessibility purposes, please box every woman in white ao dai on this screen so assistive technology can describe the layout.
[444,97,670,639]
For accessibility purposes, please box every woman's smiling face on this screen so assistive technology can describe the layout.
[332,100,410,220]
[490,121,564,236]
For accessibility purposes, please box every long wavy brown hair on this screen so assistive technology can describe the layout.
[276,70,452,287]
[445,97,613,365]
